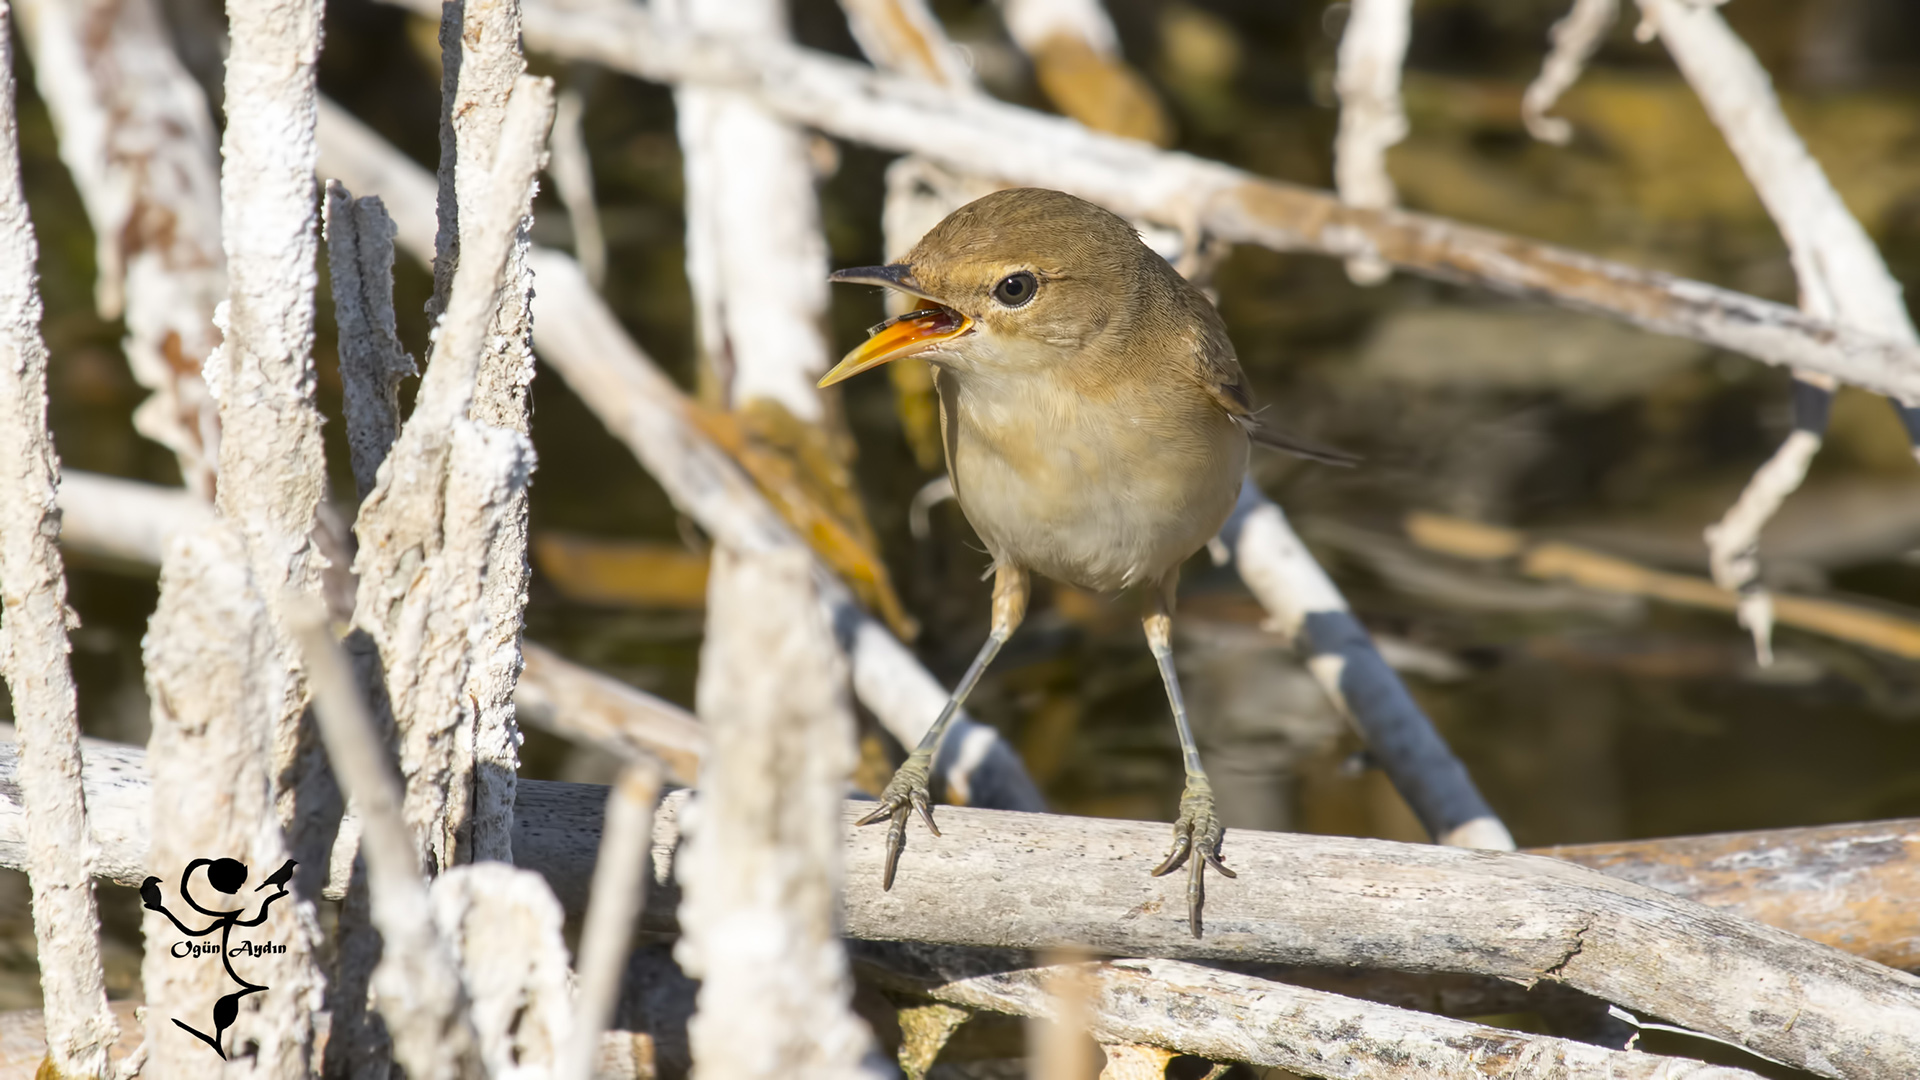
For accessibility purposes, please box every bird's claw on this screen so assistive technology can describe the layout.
[1151,776,1234,938]
[855,749,939,890]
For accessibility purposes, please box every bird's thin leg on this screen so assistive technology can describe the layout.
[857,564,1029,890]
[1143,577,1235,938]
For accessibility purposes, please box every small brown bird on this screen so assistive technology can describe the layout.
[822,188,1348,936]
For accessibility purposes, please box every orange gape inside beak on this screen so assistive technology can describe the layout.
[817,305,972,388]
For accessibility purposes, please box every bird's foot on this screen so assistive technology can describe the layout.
[855,749,939,890]
[1151,775,1236,938]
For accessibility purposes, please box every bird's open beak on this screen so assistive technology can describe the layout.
[820,264,973,387]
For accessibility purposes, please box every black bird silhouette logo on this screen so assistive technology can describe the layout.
[140,856,297,1059]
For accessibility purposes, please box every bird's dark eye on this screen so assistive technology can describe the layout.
[992,271,1037,308]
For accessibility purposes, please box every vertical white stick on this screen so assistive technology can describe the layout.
[214,0,333,855]
[0,8,116,1074]
[12,0,226,501]
[141,523,323,1080]
[659,0,834,418]
[1333,0,1413,285]
[678,547,878,1079]
[353,78,553,874]
[548,86,608,291]
[558,760,664,1080]
[433,0,541,864]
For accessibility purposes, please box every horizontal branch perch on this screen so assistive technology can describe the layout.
[378,0,1920,402]
[5,739,1919,1078]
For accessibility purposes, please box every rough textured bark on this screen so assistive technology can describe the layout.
[10,741,1920,1075]
[432,0,540,867]
[214,0,335,882]
[1223,479,1511,850]
[12,0,226,500]
[141,523,323,1080]
[291,609,484,1080]
[323,181,418,504]
[677,548,878,1079]
[0,10,115,1073]
[428,863,573,1079]
[313,98,1045,814]
[862,946,1765,1080]
[1332,0,1411,284]
[350,77,551,875]
[430,0,1920,401]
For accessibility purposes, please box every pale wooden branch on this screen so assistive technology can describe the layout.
[1521,0,1619,144]
[434,0,543,867]
[548,84,608,290]
[12,0,225,500]
[350,76,552,874]
[414,0,1920,402]
[1224,480,1512,850]
[1332,0,1412,284]
[11,742,1920,1074]
[1402,511,1920,662]
[1635,0,1920,665]
[558,761,662,1080]
[323,181,417,503]
[289,604,484,1080]
[140,522,322,1079]
[314,97,1045,814]
[0,10,115,1073]
[13,740,1920,968]
[214,0,337,883]
[678,547,878,1079]
[861,946,1765,1080]
[50,469,708,784]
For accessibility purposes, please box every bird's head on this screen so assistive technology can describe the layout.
[819,188,1158,386]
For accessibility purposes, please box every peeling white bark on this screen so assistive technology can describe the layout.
[1638,0,1920,662]
[658,0,835,418]
[141,522,322,1080]
[678,547,878,1080]
[430,863,573,1080]
[289,606,484,1080]
[13,0,226,501]
[313,98,1045,812]
[1224,479,1512,851]
[1522,0,1619,144]
[434,0,542,866]
[323,181,418,504]
[455,0,1920,401]
[0,10,116,1072]
[351,77,553,874]
[558,761,663,1080]
[213,0,333,860]
[1333,0,1412,285]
